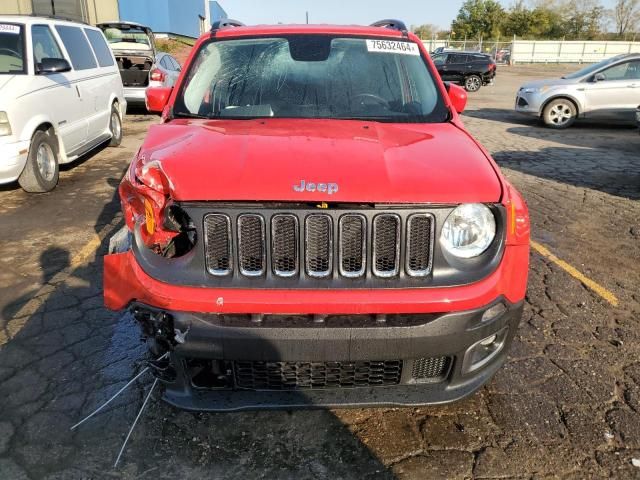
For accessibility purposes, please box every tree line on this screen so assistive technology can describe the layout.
[412,0,640,41]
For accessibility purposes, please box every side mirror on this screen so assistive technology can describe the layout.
[145,86,172,114]
[445,82,467,114]
[593,72,606,82]
[38,57,71,74]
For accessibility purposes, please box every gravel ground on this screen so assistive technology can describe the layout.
[0,64,639,479]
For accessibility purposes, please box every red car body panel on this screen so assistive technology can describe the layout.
[104,244,528,313]
[133,119,502,204]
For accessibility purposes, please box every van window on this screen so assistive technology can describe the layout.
[84,28,114,67]
[31,25,65,70]
[0,23,25,74]
[55,25,97,70]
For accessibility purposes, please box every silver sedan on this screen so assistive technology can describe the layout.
[515,53,640,128]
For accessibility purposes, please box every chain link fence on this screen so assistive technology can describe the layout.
[421,39,640,65]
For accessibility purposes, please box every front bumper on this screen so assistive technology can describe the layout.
[0,139,29,184]
[514,91,544,116]
[135,299,523,411]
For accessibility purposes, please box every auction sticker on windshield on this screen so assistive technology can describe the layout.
[366,39,419,56]
[0,24,21,34]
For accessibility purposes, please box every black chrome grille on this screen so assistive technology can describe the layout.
[203,209,435,282]
[339,214,366,277]
[305,214,333,278]
[373,214,400,277]
[411,356,450,381]
[271,214,298,277]
[406,214,434,276]
[204,214,232,276]
[234,360,402,390]
[237,214,265,276]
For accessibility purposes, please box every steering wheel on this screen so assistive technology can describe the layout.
[353,93,390,108]
[0,48,20,58]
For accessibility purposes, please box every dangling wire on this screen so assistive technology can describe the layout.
[70,352,168,431]
[114,377,159,468]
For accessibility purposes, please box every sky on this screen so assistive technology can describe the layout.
[216,0,616,30]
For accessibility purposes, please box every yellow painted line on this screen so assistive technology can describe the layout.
[0,222,120,347]
[531,240,619,307]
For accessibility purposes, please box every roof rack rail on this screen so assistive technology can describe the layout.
[370,19,408,36]
[211,19,245,32]
[34,13,89,25]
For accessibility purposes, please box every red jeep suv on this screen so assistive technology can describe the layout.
[104,20,530,411]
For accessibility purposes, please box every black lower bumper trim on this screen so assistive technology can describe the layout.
[133,299,523,411]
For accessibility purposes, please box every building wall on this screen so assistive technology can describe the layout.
[0,0,119,24]
[0,0,33,15]
[118,0,227,38]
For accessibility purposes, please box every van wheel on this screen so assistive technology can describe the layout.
[464,75,482,92]
[18,130,60,193]
[109,104,123,146]
[542,99,576,129]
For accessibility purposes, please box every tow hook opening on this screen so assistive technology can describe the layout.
[131,306,187,356]
[186,359,233,390]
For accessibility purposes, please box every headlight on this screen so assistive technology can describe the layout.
[0,111,11,136]
[440,203,496,258]
[522,86,550,94]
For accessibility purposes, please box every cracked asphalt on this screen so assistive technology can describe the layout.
[0,65,639,479]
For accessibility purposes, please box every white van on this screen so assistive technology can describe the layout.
[0,16,126,192]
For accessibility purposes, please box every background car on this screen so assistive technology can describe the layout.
[431,51,496,92]
[0,16,125,192]
[148,51,181,89]
[515,53,640,129]
[98,21,157,105]
[636,105,640,133]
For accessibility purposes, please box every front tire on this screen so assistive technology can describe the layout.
[464,75,482,92]
[18,130,60,193]
[542,99,576,129]
[109,104,123,147]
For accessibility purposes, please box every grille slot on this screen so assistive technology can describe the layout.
[204,214,232,276]
[372,214,401,277]
[234,360,402,390]
[339,214,366,277]
[305,214,333,278]
[271,214,299,277]
[406,214,434,277]
[237,214,265,276]
[411,356,451,381]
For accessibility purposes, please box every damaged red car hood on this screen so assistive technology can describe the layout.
[137,118,502,203]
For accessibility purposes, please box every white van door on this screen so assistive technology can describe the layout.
[30,23,87,153]
[83,27,120,140]
[53,24,104,155]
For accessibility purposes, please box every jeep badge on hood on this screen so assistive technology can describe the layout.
[293,180,339,195]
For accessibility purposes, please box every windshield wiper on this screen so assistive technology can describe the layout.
[172,111,208,120]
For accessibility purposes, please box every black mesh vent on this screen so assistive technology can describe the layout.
[411,356,450,381]
[305,214,332,277]
[237,214,265,276]
[406,214,433,276]
[234,360,402,390]
[204,214,232,275]
[373,214,400,277]
[271,214,298,277]
[339,214,366,277]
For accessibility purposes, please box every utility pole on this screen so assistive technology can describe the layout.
[306,11,309,24]
[204,0,211,29]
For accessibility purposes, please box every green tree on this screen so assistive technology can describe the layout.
[451,0,506,39]
[411,24,441,39]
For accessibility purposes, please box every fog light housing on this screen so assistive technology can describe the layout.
[462,327,508,374]
[481,302,507,323]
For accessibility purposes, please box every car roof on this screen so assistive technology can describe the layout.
[0,14,98,28]
[212,23,408,39]
[97,20,152,30]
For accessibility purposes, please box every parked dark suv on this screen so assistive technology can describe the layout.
[431,51,496,92]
